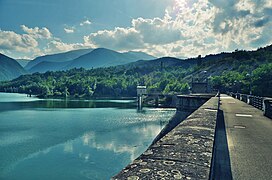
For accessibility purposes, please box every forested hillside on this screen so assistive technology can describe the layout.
[0,44,271,98]
[198,45,272,97]
[0,63,192,98]
[0,54,27,81]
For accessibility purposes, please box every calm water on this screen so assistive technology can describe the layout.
[0,93,175,180]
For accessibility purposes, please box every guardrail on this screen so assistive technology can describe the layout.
[264,99,272,119]
[229,92,272,119]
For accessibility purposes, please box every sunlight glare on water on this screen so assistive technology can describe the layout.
[0,93,175,179]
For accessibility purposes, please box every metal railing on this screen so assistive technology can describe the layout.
[264,99,272,119]
[228,92,272,119]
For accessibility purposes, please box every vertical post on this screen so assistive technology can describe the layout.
[29,90,32,97]
[137,86,146,110]
[155,96,159,108]
[264,99,272,118]
[138,95,142,110]
[247,95,253,104]
[246,73,252,95]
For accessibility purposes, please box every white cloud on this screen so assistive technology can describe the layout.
[132,15,183,44]
[21,25,52,39]
[80,19,92,26]
[44,39,93,54]
[84,0,272,58]
[84,12,184,51]
[0,25,91,59]
[85,27,143,50]
[0,29,38,52]
[64,27,75,33]
[1,1,272,59]
[0,25,54,58]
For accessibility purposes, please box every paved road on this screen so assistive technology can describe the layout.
[216,95,272,180]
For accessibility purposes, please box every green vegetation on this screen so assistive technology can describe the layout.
[1,44,272,98]
[0,54,27,81]
[211,63,272,97]
[0,65,192,98]
[208,46,272,97]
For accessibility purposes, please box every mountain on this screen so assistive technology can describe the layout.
[29,61,72,73]
[16,59,31,67]
[1,44,272,97]
[123,57,195,69]
[182,45,272,83]
[25,48,93,71]
[122,51,155,60]
[0,54,27,81]
[64,48,155,70]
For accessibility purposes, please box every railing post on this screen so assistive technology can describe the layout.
[253,96,257,108]
[261,97,264,111]
[241,94,247,103]
[264,98,272,119]
[247,95,254,106]
[236,93,240,100]
[229,92,271,114]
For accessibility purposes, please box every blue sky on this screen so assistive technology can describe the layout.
[0,0,271,59]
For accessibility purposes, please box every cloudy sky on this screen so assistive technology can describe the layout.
[0,0,271,59]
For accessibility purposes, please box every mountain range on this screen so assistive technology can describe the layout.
[16,59,31,67]
[0,54,27,81]
[0,48,156,80]
[4,45,270,82]
[64,48,155,70]
[123,57,194,69]
[26,48,155,73]
[25,48,93,72]
[1,44,271,97]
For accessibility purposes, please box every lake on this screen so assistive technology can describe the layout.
[0,93,175,180]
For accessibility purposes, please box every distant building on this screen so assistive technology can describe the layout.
[191,79,211,94]
[137,86,147,96]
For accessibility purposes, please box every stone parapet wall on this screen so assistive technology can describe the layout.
[112,97,219,180]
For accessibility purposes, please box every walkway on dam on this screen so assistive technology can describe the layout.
[215,95,272,180]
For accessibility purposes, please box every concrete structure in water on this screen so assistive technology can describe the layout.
[113,94,218,179]
[137,86,147,96]
[191,79,211,94]
[113,93,272,179]
[176,94,213,112]
[137,86,146,110]
[153,94,214,143]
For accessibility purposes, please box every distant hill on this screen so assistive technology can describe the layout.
[64,48,155,70]
[0,54,27,81]
[29,61,72,73]
[182,45,272,82]
[28,48,155,73]
[122,51,155,61]
[1,44,271,97]
[123,57,195,69]
[16,59,31,67]
[26,48,93,72]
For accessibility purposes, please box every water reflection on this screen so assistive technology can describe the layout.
[0,93,175,180]
[64,141,74,153]
[80,123,162,161]
[0,98,137,113]
[0,93,39,102]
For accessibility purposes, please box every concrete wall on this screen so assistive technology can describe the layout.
[152,94,213,144]
[112,97,219,179]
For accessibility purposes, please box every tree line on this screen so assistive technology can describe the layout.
[0,65,192,98]
[1,44,272,98]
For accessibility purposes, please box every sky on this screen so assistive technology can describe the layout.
[0,0,271,60]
